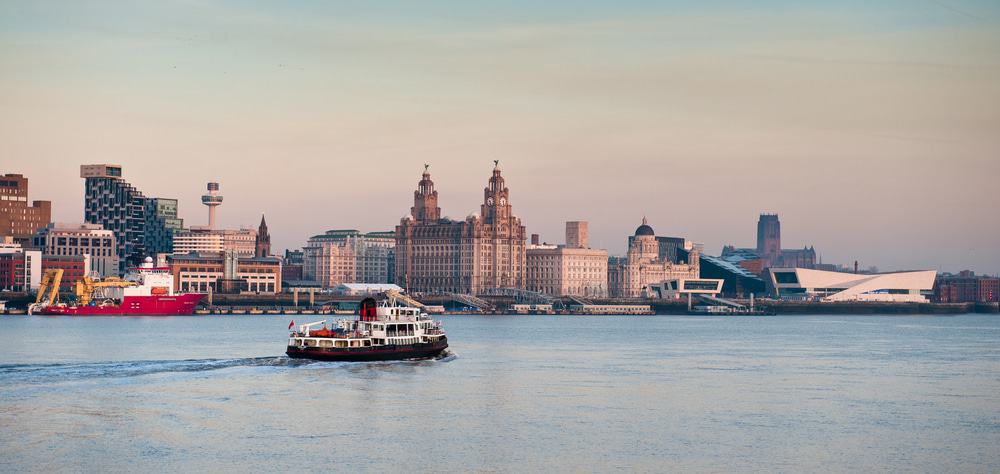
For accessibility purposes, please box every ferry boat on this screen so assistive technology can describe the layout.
[286,298,448,362]
[28,257,204,316]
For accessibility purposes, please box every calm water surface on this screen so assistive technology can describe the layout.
[1,314,999,473]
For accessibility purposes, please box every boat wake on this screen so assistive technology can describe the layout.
[1,351,457,385]
[0,357,307,385]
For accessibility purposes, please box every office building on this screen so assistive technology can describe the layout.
[0,173,51,246]
[172,228,257,257]
[303,229,395,288]
[32,223,118,277]
[169,252,282,294]
[395,163,527,294]
[144,198,184,256]
[526,222,608,297]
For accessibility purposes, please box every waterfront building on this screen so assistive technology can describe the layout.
[303,230,395,288]
[395,163,527,294]
[0,173,51,246]
[282,249,304,282]
[82,164,182,272]
[168,252,282,294]
[608,218,699,298]
[526,221,608,297]
[144,198,184,256]
[255,215,271,257]
[768,268,936,302]
[724,214,816,271]
[648,278,725,299]
[81,164,146,271]
[0,249,89,292]
[692,252,766,298]
[31,223,118,277]
[172,227,257,257]
[934,271,1000,303]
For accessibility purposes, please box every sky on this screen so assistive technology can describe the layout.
[2,0,998,273]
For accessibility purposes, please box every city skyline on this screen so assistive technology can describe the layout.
[3,1,999,273]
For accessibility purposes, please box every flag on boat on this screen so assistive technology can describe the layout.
[288,320,295,330]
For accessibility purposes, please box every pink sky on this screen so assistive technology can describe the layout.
[2,2,998,273]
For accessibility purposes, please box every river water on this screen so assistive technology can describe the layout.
[1,314,998,473]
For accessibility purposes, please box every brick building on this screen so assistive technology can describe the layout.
[0,173,51,246]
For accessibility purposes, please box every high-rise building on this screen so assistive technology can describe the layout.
[0,173,52,246]
[255,215,271,258]
[608,218,699,298]
[31,223,118,277]
[82,164,147,272]
[395,163,527,294]
[144,198,184,256]
[526,221,608,297]
[303,230,395,288]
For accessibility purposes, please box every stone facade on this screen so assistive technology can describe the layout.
[609,218,699,298]
[395,164,526,294]
[526,246,608,298]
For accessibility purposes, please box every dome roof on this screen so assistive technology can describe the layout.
[634,216,654,236]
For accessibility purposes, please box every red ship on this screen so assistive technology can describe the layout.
[28,257,204,316]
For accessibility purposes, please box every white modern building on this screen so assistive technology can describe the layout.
[649,278,724,299]
[768,268,936,302]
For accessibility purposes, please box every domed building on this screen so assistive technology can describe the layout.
[608,217,700,298]
[395,163,527,294]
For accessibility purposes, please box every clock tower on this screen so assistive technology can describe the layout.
[481,160,512,224]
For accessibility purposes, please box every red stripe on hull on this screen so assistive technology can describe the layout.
[286,339,449,362]
[35,293,205,316]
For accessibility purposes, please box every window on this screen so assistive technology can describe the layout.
[774,272,799,284]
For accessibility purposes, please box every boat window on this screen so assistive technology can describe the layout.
[335,340,348,348]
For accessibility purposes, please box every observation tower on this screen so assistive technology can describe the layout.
[201,182,223,229]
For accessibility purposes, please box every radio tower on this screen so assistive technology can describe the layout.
[201,182,223,230]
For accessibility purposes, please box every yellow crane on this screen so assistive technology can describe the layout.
[34,269,64,306]
[74,276,137,306]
